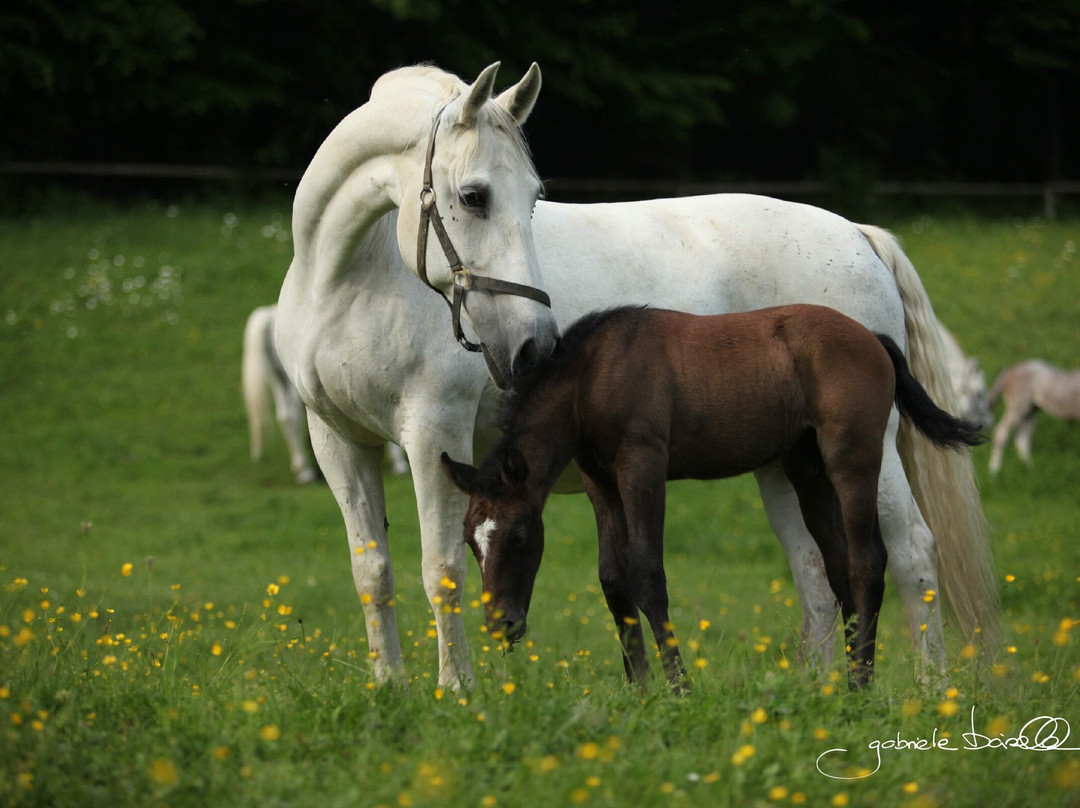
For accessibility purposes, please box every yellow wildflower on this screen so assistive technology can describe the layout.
[937,701,959,717]
[148,758,179,785]
[578,742,600,760]
[731,744,755,765]
[260,724,281,741]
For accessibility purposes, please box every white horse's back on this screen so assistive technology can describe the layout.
[534,196,900,331]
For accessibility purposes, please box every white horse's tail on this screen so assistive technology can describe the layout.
[242,305,277,462]
[857,224,1001,648]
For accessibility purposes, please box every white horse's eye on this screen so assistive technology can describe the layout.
[459,186,489,211]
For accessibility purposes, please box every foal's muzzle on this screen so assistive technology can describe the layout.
[489,614,527,646]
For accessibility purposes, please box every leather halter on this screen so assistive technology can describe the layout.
[416,105,552,353]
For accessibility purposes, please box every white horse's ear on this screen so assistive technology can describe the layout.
[495,62,542,125]
[459,62,502,127]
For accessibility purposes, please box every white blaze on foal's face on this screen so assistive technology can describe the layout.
[473,518,497,570]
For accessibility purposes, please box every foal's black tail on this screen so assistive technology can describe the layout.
[877,335,985,450]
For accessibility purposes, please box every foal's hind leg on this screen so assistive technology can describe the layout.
[825,467,887,688]
[782,432,887,689]
[817,416,888,688]
[583,476,650,684]
[780,443,854,644]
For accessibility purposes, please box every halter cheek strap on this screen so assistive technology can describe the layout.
[416,106,552,353]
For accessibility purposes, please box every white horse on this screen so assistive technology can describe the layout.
[275,62,998,688]
[243,305,409,483]
[938,322,993,428]
[988,359,1080,474]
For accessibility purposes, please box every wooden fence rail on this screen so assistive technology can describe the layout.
[4,161,1080,218]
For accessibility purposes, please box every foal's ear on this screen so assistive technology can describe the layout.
[441,452,480,493]
[500,447,530,487]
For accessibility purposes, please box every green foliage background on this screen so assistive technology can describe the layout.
[3,1,1080,183]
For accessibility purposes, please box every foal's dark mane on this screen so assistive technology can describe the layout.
[504,305,647,425]
[477,306,647,491]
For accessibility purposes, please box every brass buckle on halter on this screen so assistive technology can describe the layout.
[453,269,473,290]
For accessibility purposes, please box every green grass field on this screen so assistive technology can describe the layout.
[1,201,1079,807]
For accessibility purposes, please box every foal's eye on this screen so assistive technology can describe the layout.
[459,186,489,212]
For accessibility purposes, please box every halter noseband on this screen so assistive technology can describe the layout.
[416,105,552,353]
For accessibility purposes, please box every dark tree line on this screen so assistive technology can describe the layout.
[2,0,1078,189]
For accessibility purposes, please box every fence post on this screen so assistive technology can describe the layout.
[1044,186,1057,221]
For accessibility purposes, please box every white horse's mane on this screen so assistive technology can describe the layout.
[370,64,541,196]
[445,106,541,197]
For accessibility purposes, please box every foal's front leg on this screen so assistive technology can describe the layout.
[584,477,650,683]
[617,463,687,690]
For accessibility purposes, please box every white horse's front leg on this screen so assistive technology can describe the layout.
[754,465,839,668]
[408,440,474,689]
[309,414,405,684]
[877,420,948,681]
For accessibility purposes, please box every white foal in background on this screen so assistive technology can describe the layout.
[243,305,408,483]
[988,359,1080,474]
[275,61,998,688]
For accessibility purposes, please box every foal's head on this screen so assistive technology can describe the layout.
[441,448,544,644]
